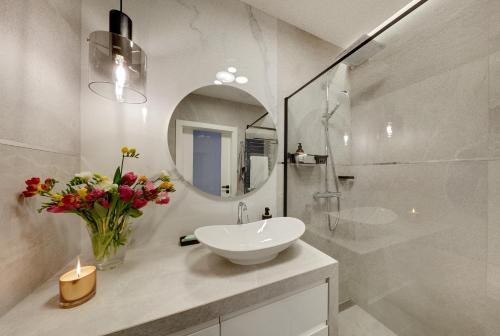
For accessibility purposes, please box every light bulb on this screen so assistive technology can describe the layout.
[214,80,222,85]
[343,133,349,146]
[113,55,128,102]
[216,71,235,83]
[227,66,237,73]
[235,76,248,84]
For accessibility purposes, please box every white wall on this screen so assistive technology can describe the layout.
[0,0,82,316]
[80,0,340,249]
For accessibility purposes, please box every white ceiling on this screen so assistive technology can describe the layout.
[240,0,413,48]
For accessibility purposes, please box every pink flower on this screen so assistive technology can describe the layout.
[156,192,170,205]
[47,205,66,213]
[143,181,159,201]
[86,188,105,201]
[118,185,134,202]
[131,198,148,209]
[100,199,110,209]
[144,181,155,192]
[121,172,138,186]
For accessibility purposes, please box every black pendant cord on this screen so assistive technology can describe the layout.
[120,0,122,12]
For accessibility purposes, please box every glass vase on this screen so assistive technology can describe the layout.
[86,215,132,271]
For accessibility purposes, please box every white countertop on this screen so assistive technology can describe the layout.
[0,240,336,336]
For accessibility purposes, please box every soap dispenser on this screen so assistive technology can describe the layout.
[295,143,305,154]
[262,207,272,220]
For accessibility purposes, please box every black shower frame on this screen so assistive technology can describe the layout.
[283,0,428,216]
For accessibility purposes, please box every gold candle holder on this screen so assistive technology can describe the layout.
[59,258,96,308]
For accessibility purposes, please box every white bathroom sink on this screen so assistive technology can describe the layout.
[194,217,305,265]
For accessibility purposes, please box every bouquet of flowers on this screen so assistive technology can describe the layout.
[21,147,175,270]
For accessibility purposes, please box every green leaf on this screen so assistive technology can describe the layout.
[93,201,109,219]
[127,208,143,218]
[113,166,122,184]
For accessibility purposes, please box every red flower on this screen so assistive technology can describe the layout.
[22,177,42,197]
[86,188,105,202]
[121,172,138,186]
[118,185,134,202]
[22,190,37,197]
[61,194,80,210]
[156,192,170,205]
[25,177,40,186]
[100,199,110,209]
[47,205,66,213]
[131,198,148,209]
[26,185,38,192]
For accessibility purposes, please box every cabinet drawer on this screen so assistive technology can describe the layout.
[221,283,328,336]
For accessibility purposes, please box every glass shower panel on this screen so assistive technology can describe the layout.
[286,0,498,335]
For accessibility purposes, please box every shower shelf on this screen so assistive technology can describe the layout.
[287,153,327,165]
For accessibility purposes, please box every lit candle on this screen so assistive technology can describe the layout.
[59,257,96,308]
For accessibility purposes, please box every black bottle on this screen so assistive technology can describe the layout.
[262,207,272,219]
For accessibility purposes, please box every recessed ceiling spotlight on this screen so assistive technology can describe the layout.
[214,80,222,85]
[227,66,237,73]
[235,76,248,84]
[216,71,235,83]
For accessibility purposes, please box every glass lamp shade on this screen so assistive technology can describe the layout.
[88,31,147,104]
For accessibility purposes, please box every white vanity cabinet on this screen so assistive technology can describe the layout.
[220,283,329,336]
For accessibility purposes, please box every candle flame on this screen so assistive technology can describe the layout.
[76,256,81,278]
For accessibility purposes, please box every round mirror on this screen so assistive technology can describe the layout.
[168,85,278,199]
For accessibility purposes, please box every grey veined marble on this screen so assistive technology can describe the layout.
[0,240,337,336]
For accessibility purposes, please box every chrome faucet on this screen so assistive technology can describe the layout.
[237,201,249,224]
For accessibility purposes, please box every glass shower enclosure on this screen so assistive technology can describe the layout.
[284,0,500,334]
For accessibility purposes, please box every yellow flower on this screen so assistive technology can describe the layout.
[121,147,129,154]
[77,187,88,199]
[52,194,63,201]
[129,148,136,155]
[138,175,148,183]
[161,181,174,189]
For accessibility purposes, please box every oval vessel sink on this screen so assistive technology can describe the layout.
[194,217,305,265]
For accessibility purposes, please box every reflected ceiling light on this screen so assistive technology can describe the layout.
[343,133,349,146]
[227,66,237,73]
[214,80,223,85]
[235,76,248,84]
[88,0,147,104]
[215,71,235,83]
[386,122,393,138]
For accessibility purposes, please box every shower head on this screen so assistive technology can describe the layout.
[324,90,349,120]
[336,34,385,68]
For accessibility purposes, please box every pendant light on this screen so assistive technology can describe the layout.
[88,0,147,104]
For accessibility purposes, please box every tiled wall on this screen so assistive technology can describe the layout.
[289,0,500,334]
[0,0,82,316]
[80,0,340,249]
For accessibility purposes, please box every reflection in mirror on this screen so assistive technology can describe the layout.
[168,85,278,199]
